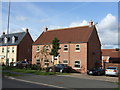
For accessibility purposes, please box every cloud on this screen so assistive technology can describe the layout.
[69,20,88,27]
[16,16,27,21]
[96,13,118,48]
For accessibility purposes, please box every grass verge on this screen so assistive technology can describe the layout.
[2,72,20,77]
[2,66,70,75]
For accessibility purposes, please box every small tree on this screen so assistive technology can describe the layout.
[50,37,60,72]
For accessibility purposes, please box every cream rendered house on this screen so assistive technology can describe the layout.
[0,29,33,65]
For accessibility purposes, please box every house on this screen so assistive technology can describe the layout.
[0,29,33,65]
[102,49,120,69]
[32,20,101,73]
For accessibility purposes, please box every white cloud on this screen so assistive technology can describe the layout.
[48,25,65,30]
[96,13,118,49]
[69,20,88,27]
[16,16,27,21]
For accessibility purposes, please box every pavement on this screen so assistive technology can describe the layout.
[59,73,118,82]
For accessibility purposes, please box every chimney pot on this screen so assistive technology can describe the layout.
[89,20,93,27]
[44,27,48,32]
[2,32,5,35]
[25,28,29,32]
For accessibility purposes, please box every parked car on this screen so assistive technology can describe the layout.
[13,61,28,68]
[105,67,119,76]
[87,67,105,76]
[46,64,72,73]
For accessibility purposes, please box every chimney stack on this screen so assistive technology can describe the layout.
[89,20,93,27]
[25,28,29,32]
[44,27,48,32]
[2,32,5,35]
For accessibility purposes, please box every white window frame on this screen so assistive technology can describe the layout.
[63,60,68,65]
[64,45,68,52]
[4,37,7,44]
[74,60,81,69]
[2,48,4,53]
[12,36,15,43]
[44,60,49,67]
[75,44,80,52]
[45,45,49,51]
[36,59,40,65]
[7,47,10,53]
[36,46,40,52]
[12,47,14,53]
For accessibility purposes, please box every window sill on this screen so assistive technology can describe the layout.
[63,51,68,52]
[75,50,80,52]
[73,67,81,69]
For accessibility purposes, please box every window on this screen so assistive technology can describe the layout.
[36,46,40,52]
[2,48,4,53]
[7,47,10,53]
[75,44,80,52]
[12,47,14,53]
[102,56,104,60]
[63,60,68,65]
[12,58,14,62]
[44,60,49,66]
[64,45,68,51]
[36,59,40,65]
[6,58,9,65]
[4,37,7,43]
[12,36,15,43]
[45,46,49,51]
[74,61,80,68]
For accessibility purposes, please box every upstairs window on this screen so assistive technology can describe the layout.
[2,48,4,53]
[12,47,14,53]
[12,36,15,43]
[7,47,10,53]
[45,45,49,51]
[64,45,68,52]
[36,46,40,52]
[75,44,80,52]
[4,37,7,44]
[74,60,80,68]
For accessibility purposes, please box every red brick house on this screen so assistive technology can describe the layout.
[0,29,33,65]
[102,49,120,69]
[32,21,101,73]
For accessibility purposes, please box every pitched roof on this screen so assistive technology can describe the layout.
[33,25,95,45]
[102,49,120,58]
[102,49,116,56]
[0,32,27,46]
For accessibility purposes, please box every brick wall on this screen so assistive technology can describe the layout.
[105,63,120,69]
[32,43,87,73]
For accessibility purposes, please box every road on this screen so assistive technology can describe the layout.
[2,74,119,89]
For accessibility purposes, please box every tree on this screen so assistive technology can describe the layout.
[50,37,60,72]
[34,45,51,70]
[50,37,60,57]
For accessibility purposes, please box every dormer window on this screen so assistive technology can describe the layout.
[12,36,15,43]
[4,37,7,43]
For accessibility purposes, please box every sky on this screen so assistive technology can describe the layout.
[1,1,119,49]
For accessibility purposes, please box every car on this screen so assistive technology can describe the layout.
[87,67,105,76]
[46,64,72,73]
[105,67,119,76]
[13,61,29,68]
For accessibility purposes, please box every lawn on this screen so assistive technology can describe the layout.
[2,66,70,76]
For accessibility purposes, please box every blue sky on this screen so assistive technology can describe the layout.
[1,2,118,49]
